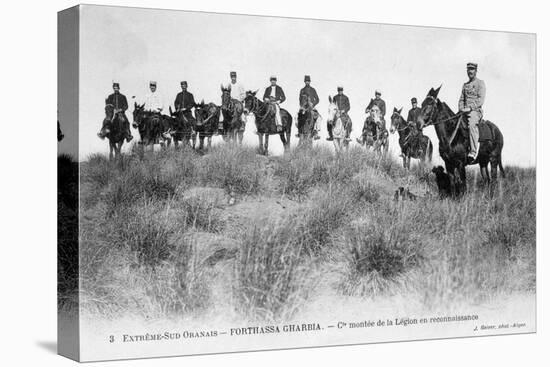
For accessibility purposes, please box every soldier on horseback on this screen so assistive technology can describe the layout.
[174,81,196,121]
[366,89,386,121]
[459,62,486,164]
[262,76,286,132]
[298,75,321,139]
[144,81,164,114]
[229,71,245,102]
[404,97,423,155]
[328,85,351,141]
[98,82,133,142]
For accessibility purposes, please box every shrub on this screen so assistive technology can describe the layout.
[234,218,314,321]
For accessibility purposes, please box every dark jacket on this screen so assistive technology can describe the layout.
[367,97,386,117]
[333,94,350,113]
[174,91,196,111]
[299,85,319,107]
[407,107,421,125]
[263,85,286,104]
[105,92,128,111]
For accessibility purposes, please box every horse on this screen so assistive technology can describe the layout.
[220,85,245,144]
[327,95,352,152]
[359,106,388,155]
[418,86,505,195]
[98,104,126,160]
[193,101,219,151]
[243,91,292,155]
[169,106,195,148]
[390,107,433,169]
[132,102,173,150]
[296,96,319,147]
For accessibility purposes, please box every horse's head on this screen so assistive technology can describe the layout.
[389,107,403,134]
[132,102,145,128]
[243,90,258,114]
[370,105,381,123]
[105,104,115,119]
[221,84,232,106]
[327,95,339,122]
[418,85,442,128]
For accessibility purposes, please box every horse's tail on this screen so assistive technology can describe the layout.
[426,137,433,163]
[499,157,506,178]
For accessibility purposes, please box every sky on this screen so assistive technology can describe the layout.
[58,5,536,167]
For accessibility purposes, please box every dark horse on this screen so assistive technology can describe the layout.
[243,91,292,155]
[390,107,433,169]
[296,96,318,147]
[169,106,195,148]
[98,104,126,159]
[220,85,245,144]
[193,101,220,150]
[418,86,505,195]
[132,102,172,150]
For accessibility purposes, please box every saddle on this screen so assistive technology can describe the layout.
[458,115,494,142]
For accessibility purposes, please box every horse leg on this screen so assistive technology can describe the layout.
[257,133,264,155]
[109,142,114,160]
[279,132,287,152]
[264,134,269,155]
[207,136,212,149]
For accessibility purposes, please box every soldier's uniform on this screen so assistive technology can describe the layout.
[329,87,351,140]
[367,96,386,118]
[406,104,422,129]
[143,81,164,113]
[101,83,132,141]
[263,76,286,129]
[299,76,319,108]
[229,72,246,102]
[174,82,196,121]
[458,63,486,159]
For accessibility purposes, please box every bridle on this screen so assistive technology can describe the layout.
[421,95,464,127]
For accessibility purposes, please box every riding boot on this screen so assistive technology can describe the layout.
[326,123,333,141]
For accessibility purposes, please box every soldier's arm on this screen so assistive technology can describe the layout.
[381,101,386,117]
[262,88,270,101]
[312,89,319,106]
[279,87,286,103]
[174,94,180,110]
[121,95,128,111]
[476,80,486,109]
[345,97,350,113]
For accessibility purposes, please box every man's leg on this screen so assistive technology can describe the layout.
[123,114,133,142]
[468,111,480,160]
[275,104,282,130]
[326,120,333,141]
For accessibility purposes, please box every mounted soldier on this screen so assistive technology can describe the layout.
[174,81,196,121]
[143,81,164,114]
[229,71,246,102]
[366,89,386,121]
[459,62,486,164]
[262,76,286,132]
[298,75,321,140]
[98,82,133,142]
[328,85,351,141]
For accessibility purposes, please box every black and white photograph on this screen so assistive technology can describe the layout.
[54,2,538,364]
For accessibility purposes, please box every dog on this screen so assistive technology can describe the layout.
[432,166,452,199]
[394,186,417,202]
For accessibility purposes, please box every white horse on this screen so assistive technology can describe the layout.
[327,96,351,152]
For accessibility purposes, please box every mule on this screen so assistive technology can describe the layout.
[243,91,292,155]
[296,96,319,147]
[194,101,219,151]
[359,107,388,155]
[132,102,172,150]
[390,107,433,169]
[169,106,195,148]
[98,104,126,160]
[220,85,245,144]
[327,96,352,152]
[418,86,505,196]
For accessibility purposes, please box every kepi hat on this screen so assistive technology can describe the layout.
[304,75,311,82]
[230,71,237,77]
[149,81,157,86]
[467,62,478,70]
[270,75,277,81]
[411,97,417,103]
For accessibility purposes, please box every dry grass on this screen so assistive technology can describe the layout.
[66,143,535,321]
